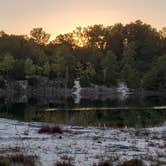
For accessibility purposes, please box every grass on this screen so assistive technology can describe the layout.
[38,125,63,134]
[54,161,73,166]
[93,159,145,166]
[120,159,145,166]
[96,160,113,166]
[54,155,73,166]
[0,154,37,166]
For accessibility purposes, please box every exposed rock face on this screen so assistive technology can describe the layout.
[72,80,81,104]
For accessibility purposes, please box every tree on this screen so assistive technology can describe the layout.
[109,23,124,57]
[84,24,107,49]
[53,33,75,48]
[50,45,76,87]
[32,48,48,66]
[0,31,6,37]
[101,50,118,85]
[0,52,15,78]
[30,28,50,44]
[43,61,50,77]
[143,55,166,90]
[160,27,166,38]
[75,61,96,86]
[85,62,96,80]
[24,58,36,76]
[72,27,88,47]
[0,21,165,90]
[13,60,25,79]
[124,20,160,71]
[120,42,140,87]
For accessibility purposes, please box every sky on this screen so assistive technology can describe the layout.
[0,0,166,40]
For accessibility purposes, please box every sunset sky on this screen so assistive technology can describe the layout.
[0,0,166,40]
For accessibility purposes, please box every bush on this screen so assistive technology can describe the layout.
[0,154,37,166]
[54,161,73,166]
[38,125,63,134]
[120,159,144,166]
[94,160,113,166]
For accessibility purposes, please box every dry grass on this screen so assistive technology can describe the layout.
[38,125,63,134]
[119,159,145,166]
[54,160,73,166]
[54,155,73,166]
[93,160,113,166]
[0,154,37,166]
[94,158,146,166]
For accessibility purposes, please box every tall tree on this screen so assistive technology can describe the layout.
[53,33,75,48]
[143,55,166,90]
[24,58,36,76]
[160,27,166,38]
[0,53,15,78]
[120,42,139,87]
[30,28,50,44]
[101,50,118,85]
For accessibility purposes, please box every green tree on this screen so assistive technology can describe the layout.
[160,27,166,38]
[43,61,50,77]
[0,21,165,89]
[120,42,140,87]
[101,50,118,85]
[32,48,48,66]
[109,23,124,57]
[30,28,50,44]
[143,55,166,90]
[24,58,36,76]
[77,62,96,86]
[53,33,75,48]
[50,45,76,87]
[13,60,25,79]
[84,24,107,49]
[0,52,15,78]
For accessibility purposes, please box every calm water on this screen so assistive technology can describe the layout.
[0,94,166,128]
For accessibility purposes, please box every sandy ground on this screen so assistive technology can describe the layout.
[0,118,166,166]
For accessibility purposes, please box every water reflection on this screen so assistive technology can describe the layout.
[0,102,166,128]
[1,86,166,108]
[0,91,166,128]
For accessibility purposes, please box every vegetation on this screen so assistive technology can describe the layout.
[93,159,145,166]
[54,161,73,166]
[38,125,63,134]
[94,160,113,166]
[0,154,37,166]
[0,20,166,89]
[54,156,73,166]
[119,159,145,166]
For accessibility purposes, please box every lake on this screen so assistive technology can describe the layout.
[0,94,166,128]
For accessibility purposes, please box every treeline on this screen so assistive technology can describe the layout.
[0,20,166,89]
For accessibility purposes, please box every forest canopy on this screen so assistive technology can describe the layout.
[0,20,166,90]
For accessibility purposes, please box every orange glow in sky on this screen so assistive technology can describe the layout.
[0,0,165,40]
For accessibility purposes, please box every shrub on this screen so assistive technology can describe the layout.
[38,125,63,134]
[120,159,144,166]
[94,160,113,166]
[54,161,73,166]
[0,154,37,166]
